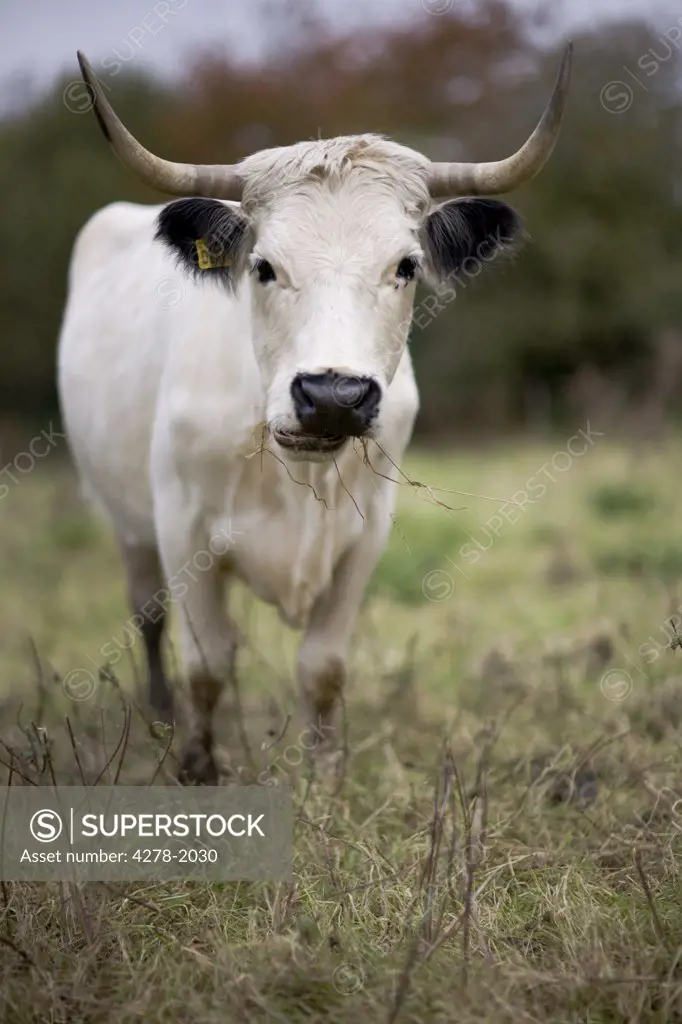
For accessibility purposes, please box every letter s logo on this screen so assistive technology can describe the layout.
[30,809,63,842]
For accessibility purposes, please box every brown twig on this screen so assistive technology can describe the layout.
[112,703,132,785]
[65,716,88,786]
[634,850,670,952]
[92,705,133,787]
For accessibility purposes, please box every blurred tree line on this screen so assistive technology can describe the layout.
[1,0,682,441]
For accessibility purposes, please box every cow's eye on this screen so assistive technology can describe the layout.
[396,257,418,282]
[253,259,276,284]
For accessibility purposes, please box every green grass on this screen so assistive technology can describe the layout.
[2,435,682,1021]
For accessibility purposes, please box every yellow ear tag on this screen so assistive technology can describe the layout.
[195,238,232,271]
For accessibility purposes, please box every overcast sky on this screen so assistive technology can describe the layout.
[0,0,679,113]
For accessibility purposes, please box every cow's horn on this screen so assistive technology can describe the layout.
[76,51,244,200]
[427,42,572,198]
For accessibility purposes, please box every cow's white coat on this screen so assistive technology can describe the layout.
[57,135,425,726]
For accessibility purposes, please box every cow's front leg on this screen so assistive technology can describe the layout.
[178,567,235,785]
[297,513,391,752]
[158,524,234,785]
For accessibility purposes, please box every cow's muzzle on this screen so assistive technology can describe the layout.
[289,372,381,444]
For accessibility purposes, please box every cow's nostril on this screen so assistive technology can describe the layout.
[290,375,313,415]
[359,377,381,416]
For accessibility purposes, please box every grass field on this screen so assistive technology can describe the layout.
[2,431,682,1022]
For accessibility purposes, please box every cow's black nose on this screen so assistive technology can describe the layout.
[291,372,381,437]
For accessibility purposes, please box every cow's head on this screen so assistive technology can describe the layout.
[76,46,571,463]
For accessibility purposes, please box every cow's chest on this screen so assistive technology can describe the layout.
[210,452,371,629]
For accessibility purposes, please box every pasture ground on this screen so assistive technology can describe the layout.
[1,433,682,1022]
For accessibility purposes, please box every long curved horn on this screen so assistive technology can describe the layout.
[76,51,244,200]
[428,42,572,198]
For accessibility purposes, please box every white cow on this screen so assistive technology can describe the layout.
[57,47,571,783]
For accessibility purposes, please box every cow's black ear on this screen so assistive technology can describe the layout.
[421,198,525,284]
[155,198,251,287]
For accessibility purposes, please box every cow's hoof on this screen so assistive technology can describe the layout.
[149,675,174,726]
[178,742,219,786]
